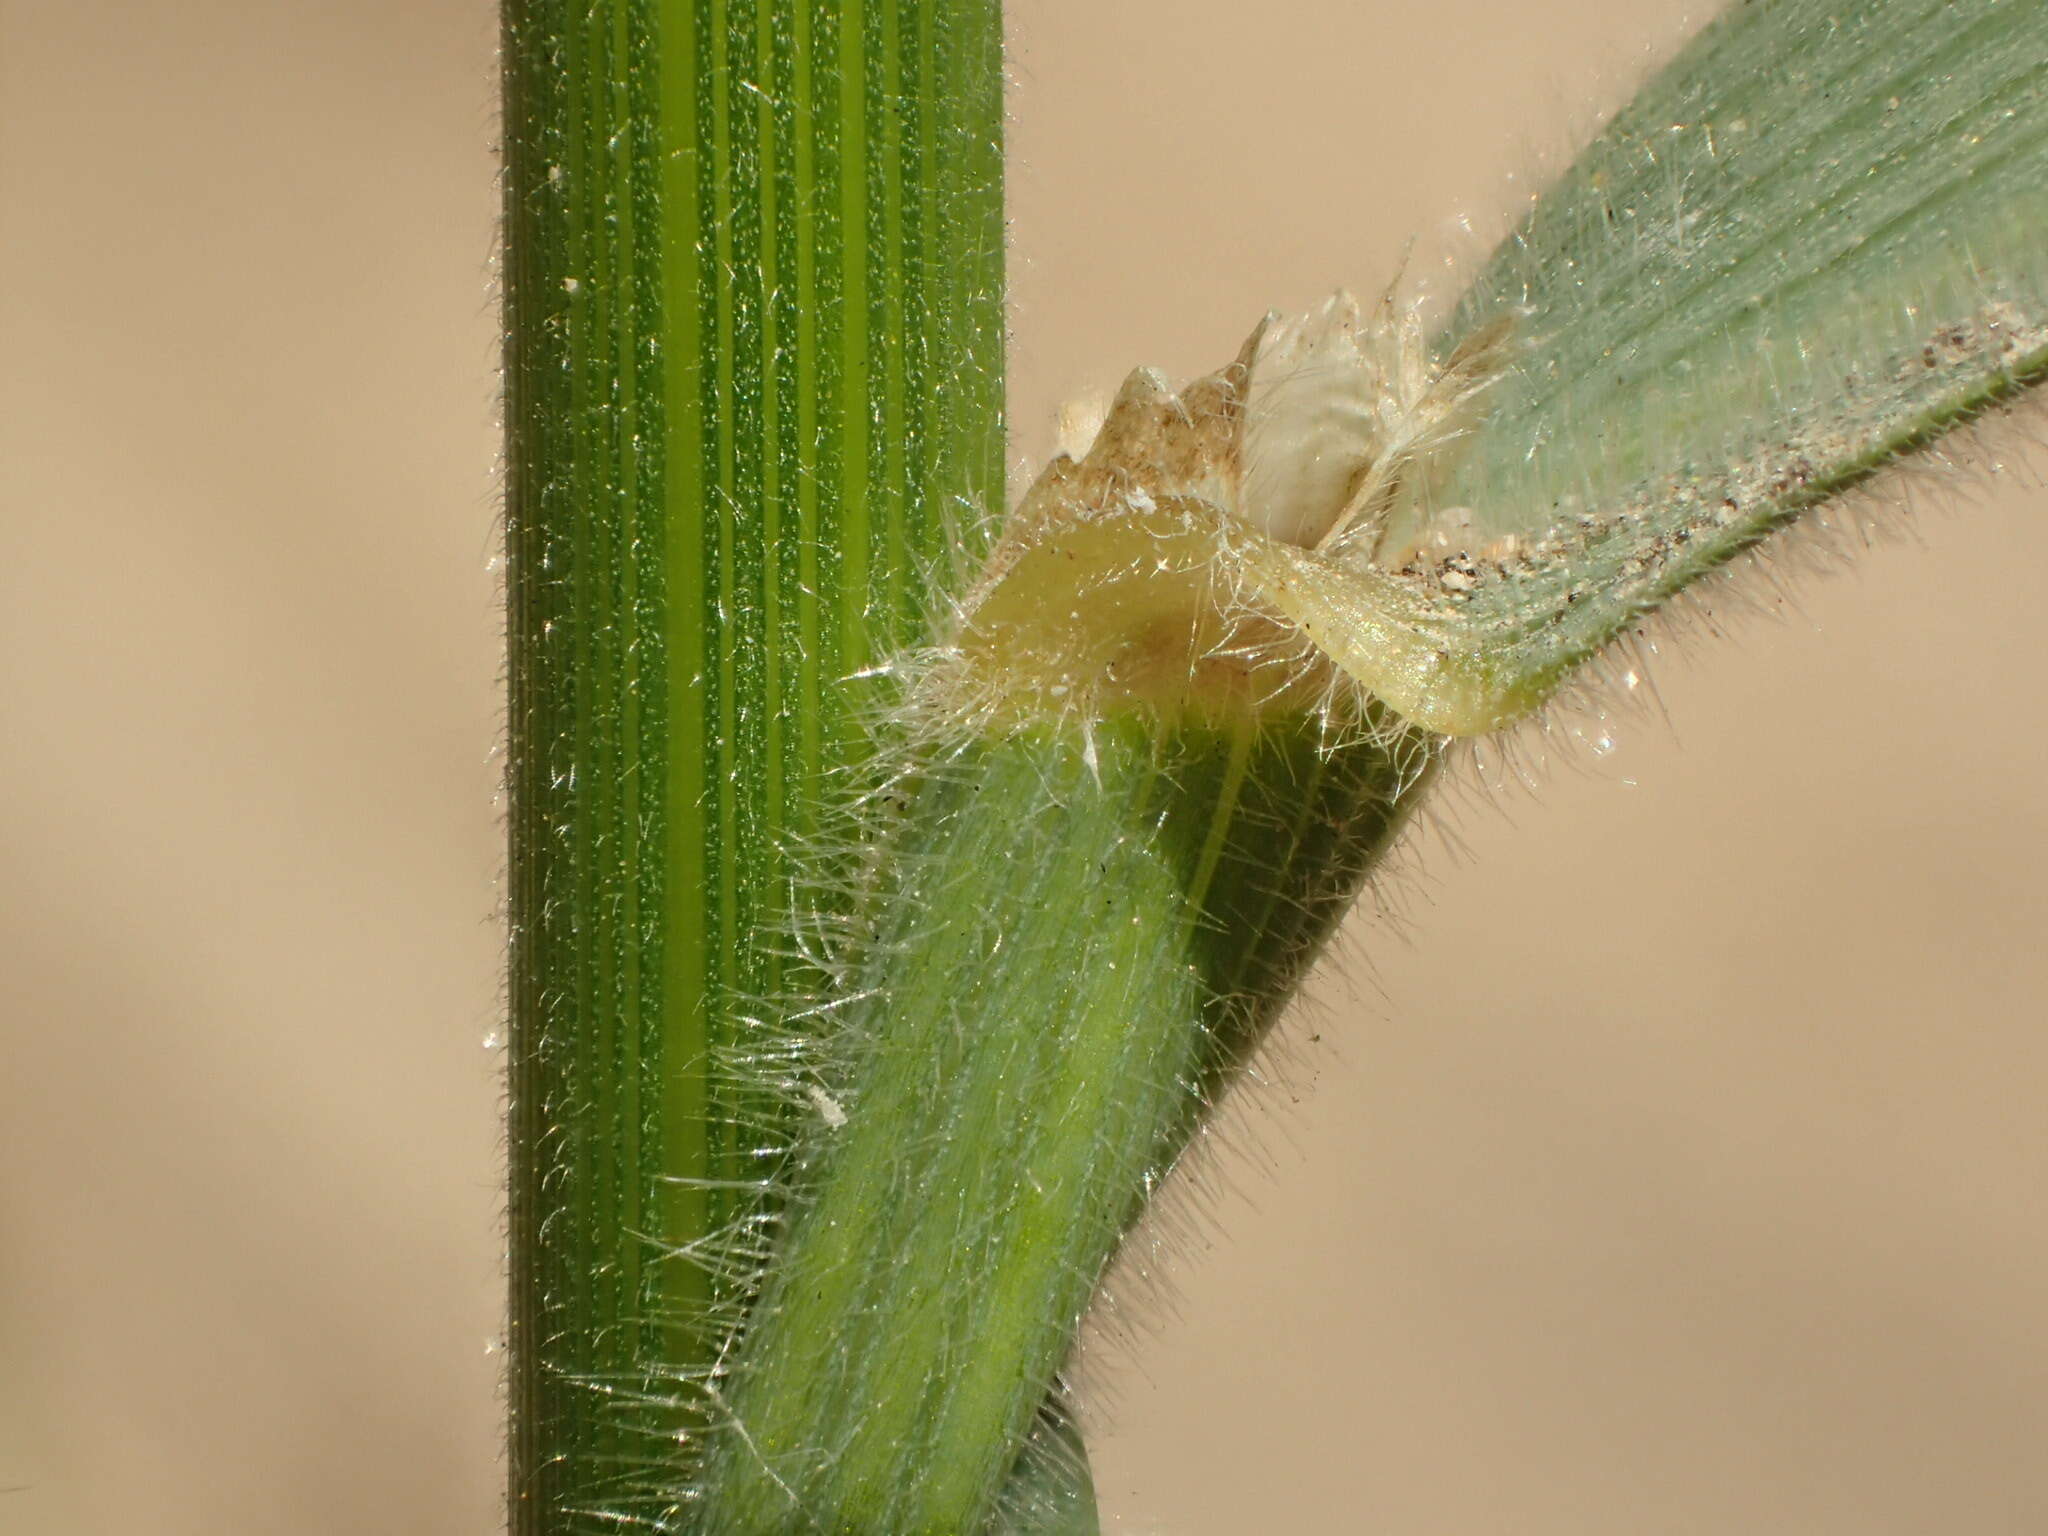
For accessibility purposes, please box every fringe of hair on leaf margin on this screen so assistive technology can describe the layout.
[1442,306,2048,826]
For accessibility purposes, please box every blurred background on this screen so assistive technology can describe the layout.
[5,2,2046,1532]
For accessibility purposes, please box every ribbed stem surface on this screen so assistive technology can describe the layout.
[502,2,1003,1528]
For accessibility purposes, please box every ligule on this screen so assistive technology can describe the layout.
[926,292,1529,738]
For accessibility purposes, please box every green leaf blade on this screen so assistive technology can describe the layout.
[1400,0,2048,717]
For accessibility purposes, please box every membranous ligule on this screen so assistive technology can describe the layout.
[926,293,1525,736]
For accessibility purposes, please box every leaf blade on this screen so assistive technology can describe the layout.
[1392,0,2048,720]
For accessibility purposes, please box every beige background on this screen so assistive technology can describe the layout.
[4,2,2046,1532]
